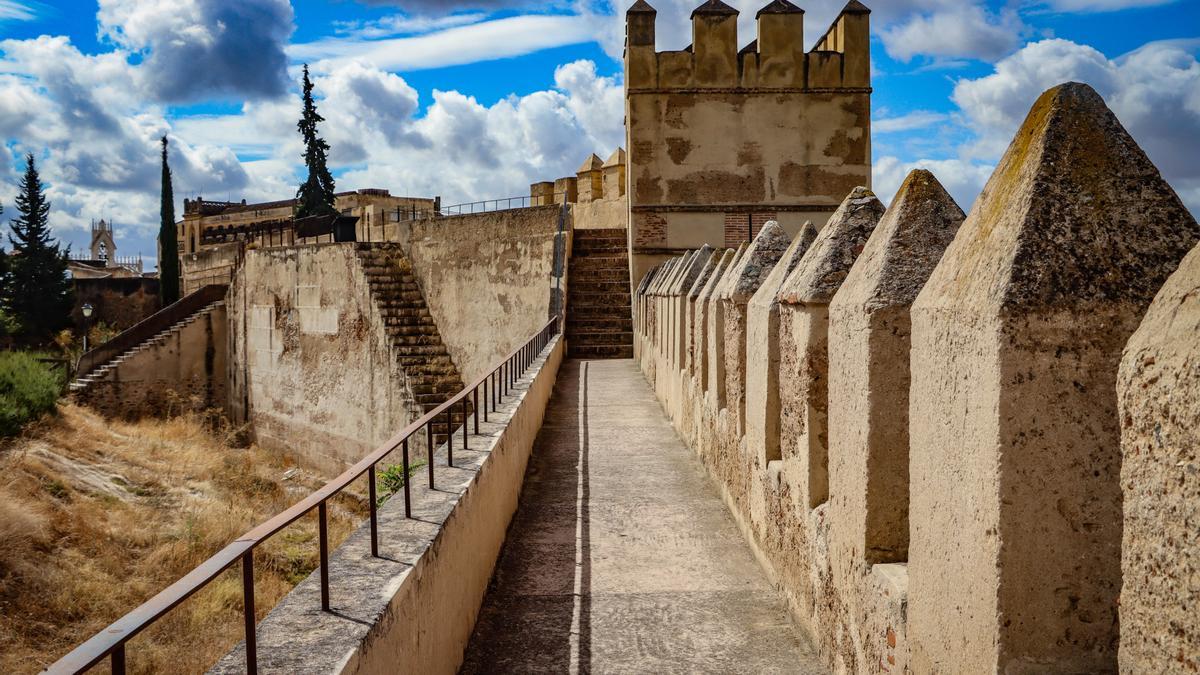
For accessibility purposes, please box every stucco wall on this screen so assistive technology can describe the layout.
[386,207,561,382]
[226,244,420,474]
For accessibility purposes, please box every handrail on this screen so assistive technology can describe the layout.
[76,285,228,379]
[48,315,561,675]
[388,192,566,222]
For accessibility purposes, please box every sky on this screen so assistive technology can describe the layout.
[0,0,1197,270]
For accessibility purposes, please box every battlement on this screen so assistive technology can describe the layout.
[625,0,870,90]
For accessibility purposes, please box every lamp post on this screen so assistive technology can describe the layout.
[81,303,93,353]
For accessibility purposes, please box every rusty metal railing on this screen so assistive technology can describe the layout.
[48,316,561,675]
[388,192,566,222]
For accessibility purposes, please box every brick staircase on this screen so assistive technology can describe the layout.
[69,300,226,394]
[355,244,472,441]
[567,229,633,359]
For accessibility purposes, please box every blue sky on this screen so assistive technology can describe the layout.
[0,0,1197,268]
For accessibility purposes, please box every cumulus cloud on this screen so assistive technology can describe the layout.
[97,0,294,103]
[951,38,1200,210]
[879,5,1024,62]
[873,155,994,211]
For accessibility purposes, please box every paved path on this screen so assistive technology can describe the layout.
[461,359,824,674]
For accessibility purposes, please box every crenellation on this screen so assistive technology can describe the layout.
[691,0,740,87]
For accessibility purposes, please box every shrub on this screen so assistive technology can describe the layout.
[0,352,64,437]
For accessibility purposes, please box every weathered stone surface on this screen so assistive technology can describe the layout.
[675,245,713,295]
[1118,242,1200,674]
[707,244,747,404]
[777,187,883,511]
[694,248,737,385]
[778,186,886,304]
[908,82,1200,674]
[746,220,819,470]
[723,221,793,303]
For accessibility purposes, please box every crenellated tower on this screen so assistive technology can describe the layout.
[625,0,872,285]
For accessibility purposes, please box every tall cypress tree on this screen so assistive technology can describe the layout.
[7,154,72,342]
[159,136,180,304]
[295,64,336,218]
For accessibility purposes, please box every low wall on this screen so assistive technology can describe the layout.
[570,196,627,230]
[182,242,242,296]
[211,334,564,675]
[387,207,560,382]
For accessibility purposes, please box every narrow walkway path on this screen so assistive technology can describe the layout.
[461,359,823,674]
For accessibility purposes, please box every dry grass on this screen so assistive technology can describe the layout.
[0,404,369,674]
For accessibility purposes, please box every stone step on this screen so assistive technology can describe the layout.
[567,317,633,331]
[569,255,628,269]
[564,331,634,346]
[569,280,630,294]
[570,269,628,282]
[569,291,633,305]
[567,344,634,359]
[569,304,633,318]
[573,229,627,242]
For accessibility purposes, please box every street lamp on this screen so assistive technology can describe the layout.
[81,303,93,353]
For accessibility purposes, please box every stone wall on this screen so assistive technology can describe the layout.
[624,1,871,286]
[384,206,561,382]
[74,303,227,419]
[71,277,161,332]
[226,244,422,474]
[634,83,1200,673]
[182,242,242,296]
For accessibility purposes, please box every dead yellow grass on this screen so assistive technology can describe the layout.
[0,404,368,674]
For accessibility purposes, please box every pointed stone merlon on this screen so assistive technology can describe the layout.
[776,186,884,508]
[626,0,870,89]
[675,245,714,367]
[1119,242,1200,674]
[907,83,1199,673]
[826,169,963,574]
[720,222,792,432]
[694,248,737,382]
[664,250,698,364]
[576,153,604,203]
[705,244,746,399]
[745,220,817,470]
[685,249,721,374]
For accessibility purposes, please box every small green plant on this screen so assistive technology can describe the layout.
[377,460,426,507]
[0,351,64,437]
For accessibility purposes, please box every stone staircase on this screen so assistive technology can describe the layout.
[567,229,633,359]
[69,300,225,394]
[355,244,472,441]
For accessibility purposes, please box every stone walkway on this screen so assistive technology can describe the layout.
[461,359,824,674]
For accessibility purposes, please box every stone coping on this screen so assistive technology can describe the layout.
[211,336,564,675]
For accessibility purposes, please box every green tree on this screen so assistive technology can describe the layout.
[295,64,336,218]
[159,136,180,304]
[7,154,72,342]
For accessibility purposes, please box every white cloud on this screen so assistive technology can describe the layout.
[873,156,994,210]
[97,0,294,103]
[333,12,487,39]
[879,5,1024,63]
[0,1,35,21]
[874,110,951,133]
[291,14,599,73]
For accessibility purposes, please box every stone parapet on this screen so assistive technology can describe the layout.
[631,83,1200,673]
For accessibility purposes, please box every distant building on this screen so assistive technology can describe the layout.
[68,219,147,279]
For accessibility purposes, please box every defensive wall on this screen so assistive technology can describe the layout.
[625,0,873,286]
[634,83,1200,673]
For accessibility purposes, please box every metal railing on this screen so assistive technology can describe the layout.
[76,285,228,380]
[48,316,560,675]
[388,193,566,222]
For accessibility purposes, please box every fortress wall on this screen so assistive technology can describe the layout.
[227,244,417,475]
[633,83,1200,673]
[624,2,871,288]
[182,242,242,295]
[383,206,561,383]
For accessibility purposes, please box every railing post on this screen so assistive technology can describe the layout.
[427,423,435,488]
[112,643,127,675]
[402,438,412,519]
[474,387,480,434]
[446,408,454,467]
[318,502,330,612]
[242,551,257,675]
[483,379,489,422]
[462,398,469,451]
[368,465,378,558]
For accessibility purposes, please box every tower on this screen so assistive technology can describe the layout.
[90,219,117,265]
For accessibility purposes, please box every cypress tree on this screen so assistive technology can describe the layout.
[159,136,180,304]
[295,64,336,218]
[7,154,72,342]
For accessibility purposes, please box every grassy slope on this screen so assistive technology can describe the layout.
[0,404,368,674]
